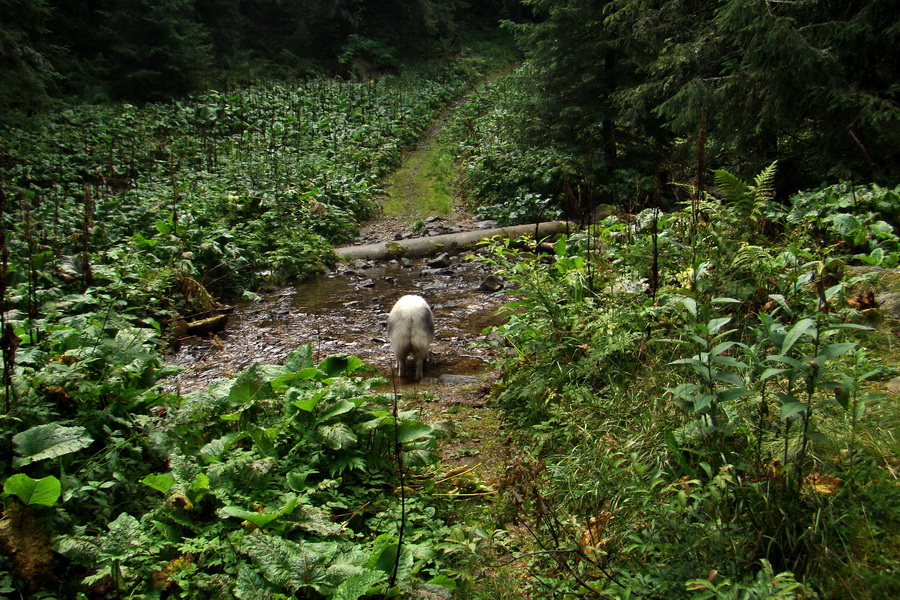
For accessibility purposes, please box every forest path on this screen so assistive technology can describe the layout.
[168,85,514,489]
[340,86,513,488]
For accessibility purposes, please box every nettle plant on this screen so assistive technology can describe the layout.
[665,288,871,482]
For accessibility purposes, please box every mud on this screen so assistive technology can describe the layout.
[165,252,510,395]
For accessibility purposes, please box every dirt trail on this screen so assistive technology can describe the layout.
[168,99,515,486]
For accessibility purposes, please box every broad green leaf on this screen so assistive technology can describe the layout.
[782,318,815,355]
[102,513,142,560]
[319,354,365,377]
[718,387,751,402]
[289,388,327,413]
[318,422,357,450]
[200,432,249,462]
[427,574,457,591]
[141,474,176,494]
[693,393,715,413]
[3,474,61,506]
[272,368,322,391]
[707,317,732,335]
[666,383,701,400]
[285,344,316,372]
[679,297,698,318]
[715,371,744,387]
[760,367,789,381]
[396,421,433,444]
[711,355,747,368]
[780,402,810,420]
[12,423,93,468]
[229,363,276,405]
[219,495,298,529]
[250,426,280,457]
[367,535,400,574]
[187,473,210,503]
[710,341,738,356]
[767,354,803,368]
[333,571,386,600]
[816,342,856,361]
[319,399,356,422]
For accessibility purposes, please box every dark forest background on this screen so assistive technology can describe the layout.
[0,0,521,105]
[2,0,898,204]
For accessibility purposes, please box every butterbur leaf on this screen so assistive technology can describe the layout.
[13,423,93,468]
[219,495,298,529]
[319,354,365,377]
[3,474,61,506]
[332,571,386,600]
[318,423,357,450]
[200,432,249,462]
[367,535,399,574]
[141,474,176,494]
[229,363,276,405]
[319,399,356,422]
[396,421,433,444]
[101,513,143,561]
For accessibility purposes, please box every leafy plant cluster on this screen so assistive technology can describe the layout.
[0,56,497,597]
[2,343,461,598]
[1,56,489,308]
[468,169,900,598]
[442,72,569,225]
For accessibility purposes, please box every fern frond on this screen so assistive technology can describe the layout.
[753,161,777,203]
[730,244,772,272]
[713,169,749,203]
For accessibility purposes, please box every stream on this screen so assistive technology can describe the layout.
[165,251,510,395]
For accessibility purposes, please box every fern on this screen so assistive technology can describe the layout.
[713,161,778,235]
[730,244,774,273]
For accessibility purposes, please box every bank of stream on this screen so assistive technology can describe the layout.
[166,74,530,484]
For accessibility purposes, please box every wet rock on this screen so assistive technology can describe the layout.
[356,279,375,288]
[438,374,480,385]
[478,275,504,293]
[886,377,900,395]
[427,253,452,268]
[876,292,900,320]
[422,268,453,277]
[475,220,498,229]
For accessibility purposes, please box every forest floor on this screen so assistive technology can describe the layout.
[347,99,515,503]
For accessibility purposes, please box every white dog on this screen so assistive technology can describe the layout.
[387,295,434,380]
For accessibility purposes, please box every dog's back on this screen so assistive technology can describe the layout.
[387,295,434,380]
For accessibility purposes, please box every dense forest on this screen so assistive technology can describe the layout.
[2,1,899,599]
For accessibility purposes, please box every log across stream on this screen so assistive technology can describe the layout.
[165,220,572,394]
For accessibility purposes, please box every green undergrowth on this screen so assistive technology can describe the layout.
[0,41,518,598]
[1,344,469,598]
[450,169,900,599]
[383,136,457,219]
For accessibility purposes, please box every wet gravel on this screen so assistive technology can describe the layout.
[165,252,510,395]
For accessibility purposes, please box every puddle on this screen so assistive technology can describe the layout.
[165,255,510,394]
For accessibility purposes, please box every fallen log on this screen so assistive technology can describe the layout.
[335,220,572,261]
[183,314,229,336]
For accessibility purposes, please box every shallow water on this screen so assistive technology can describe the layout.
[165,255,509,394]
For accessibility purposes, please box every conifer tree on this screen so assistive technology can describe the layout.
[101,0,213,101]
